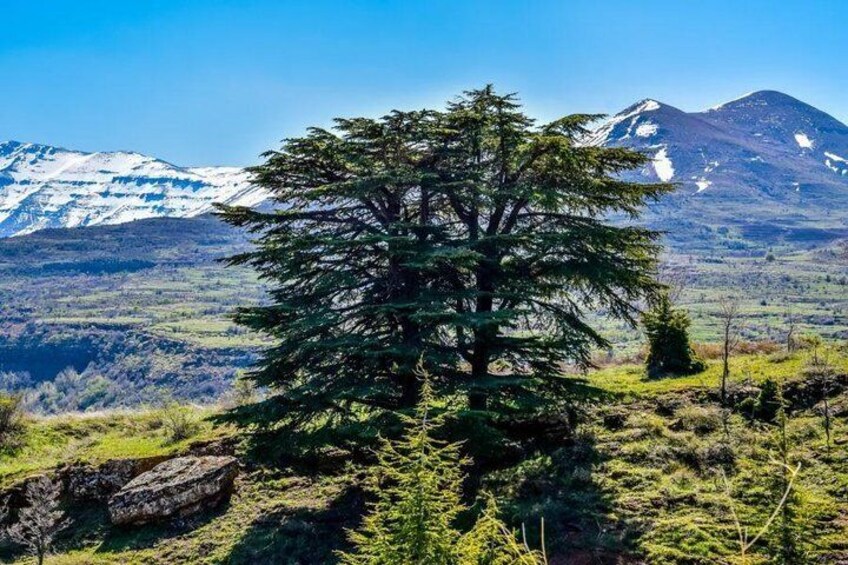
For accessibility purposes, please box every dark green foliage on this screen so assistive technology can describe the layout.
[642,293,705,378]
[217,86,669,432]
[736,378,789,423]
[756,378,783,423]
[339,381,543,564]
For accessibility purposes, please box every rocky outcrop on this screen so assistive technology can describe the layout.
[108,456,238,526]
[61,456,170,501]
[0,474,51,526]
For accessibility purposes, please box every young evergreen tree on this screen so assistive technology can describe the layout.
[217,86,670,430]
[767,389,809,564]
[339,380,465,564]
[339,379,544,565]
[642,292,705,378]
[458,495,546,565]
[5,476,69,565]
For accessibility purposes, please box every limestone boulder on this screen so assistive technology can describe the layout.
[108,456,238,525]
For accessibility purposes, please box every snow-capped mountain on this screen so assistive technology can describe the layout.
[0,141,267,237]
[5,91,847,241]
[590,91,848,216]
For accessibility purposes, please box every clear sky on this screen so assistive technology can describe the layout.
[2,0,847,166]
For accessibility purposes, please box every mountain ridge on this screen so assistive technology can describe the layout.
[589,90,848,247]
[4,90,848,240]
[593,90,848,195]
[0,140,267,237]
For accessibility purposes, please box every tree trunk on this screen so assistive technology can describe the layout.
[469,258,495,412]
[468,335,490,411]
[721,326,730,405]
[400,372,421,409]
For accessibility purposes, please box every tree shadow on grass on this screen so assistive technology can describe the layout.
[481,411,644,563]
[1,498,230,562]
[219,377,632,563]
[225,482,364,565]
[51,495,232,557]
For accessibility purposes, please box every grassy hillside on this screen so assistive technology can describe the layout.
[1,348,845,564]
[0,408,228,490]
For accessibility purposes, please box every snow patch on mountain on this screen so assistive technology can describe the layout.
[824,151,847,163]
[794,133,813,149]
[590,90,848,203]
[824,152,848,175]
[585,99,663,146]
[0,141,267,237]
[653,147,674,182]
[635,123,658,137]
[695,178,712,193]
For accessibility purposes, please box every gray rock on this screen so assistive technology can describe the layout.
[108,456,238,526]
[62,456,170,501]
[0,474,52,526]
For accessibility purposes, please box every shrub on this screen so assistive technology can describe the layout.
[157,401,201,443]
[693,341,780,360]
[231,375,259,407]
[220,374,260,409]
[737,396,758,420]
[756,379,783,423]
[642,293,706,378]
[738,379,784,423]
[767,350,794,364]
[0,393,25,451]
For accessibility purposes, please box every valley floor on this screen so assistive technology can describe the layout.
[1,212,847,415]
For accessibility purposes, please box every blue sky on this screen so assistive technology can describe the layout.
[2,0,847,166]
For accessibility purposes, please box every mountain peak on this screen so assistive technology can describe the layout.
[707,90,809,112]
[592,90,848,200]
[0,140,26,155]
[615,98,679,117]
[585,99,686,146]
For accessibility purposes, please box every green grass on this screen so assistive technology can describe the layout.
[586,348,848,396]
[589,249,848,356]
[0,408,227,488]
[489,347,848,563]
[2,347,846,564]
[37,472,353,565]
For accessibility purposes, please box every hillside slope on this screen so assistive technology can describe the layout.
[1,350,846,564]
[0,215,265,411]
